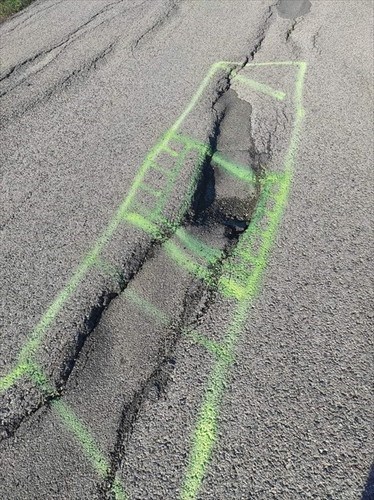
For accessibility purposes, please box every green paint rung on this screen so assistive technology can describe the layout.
[184,330,233,363]
[161,145,181,157]
[233,74,286,101]
[139,183,162,198]
[164,239,213,283]
[151,162,174,176]
[122,212,162,238]
[212,152,256,184]
[124,289,170,326]
[175,227,222,264]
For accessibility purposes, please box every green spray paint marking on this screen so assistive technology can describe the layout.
[1,60,306,500]
[164,239,212,282]
[183,329,233,363]
[0,78,215,392]
[52,400,109,476]
[124,289,170,326]
[175,227,222,263]
[53,398,128,499]
[0,59,246,497]
[180,61,307,500]
[24,362,128,499]
[212,151,257,184]
[233,73,286,100]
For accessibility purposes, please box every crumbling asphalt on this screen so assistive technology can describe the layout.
[0,1,373,498]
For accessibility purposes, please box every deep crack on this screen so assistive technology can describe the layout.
[100,61,271,496]
[248,3,275,60]
[1,3,278,484]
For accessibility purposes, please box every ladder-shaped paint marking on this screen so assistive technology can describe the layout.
[123,132,210,236]
[0,60,307,500]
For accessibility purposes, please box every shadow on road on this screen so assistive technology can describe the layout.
[361,462,374,500]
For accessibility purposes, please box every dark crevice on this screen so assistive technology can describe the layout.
[100,60,271,496]
[57,241,160,392]
[100,320,181,497]
[248,3,275,60]
[312,26,322,54]
[59,291,118,386]
[286,19,299,41]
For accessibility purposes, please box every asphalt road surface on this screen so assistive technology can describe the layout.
[0,1,373,499]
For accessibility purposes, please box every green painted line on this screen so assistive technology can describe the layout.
[124,289,170,326]
[212,152,257,184]
[180,354,231,500]
[26,356,116,500]
[162,145,180,157]
[52,399,109,477]
[151,162,172,176]
[139,183,162,198]
[164,239,212,283]
[0,363,29,392]
[183,330,233,363]
[26,362,128,499]
[233,74,286,101]
[259,171,286,184]
[122,212,162,238]
[175,133,212,154]
[175,227,222,263]
[112,476,128,500]
[1,59,306,500]
[181,61,307,499]
[150,144,188,219]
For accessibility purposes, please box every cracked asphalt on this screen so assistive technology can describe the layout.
[0,1,373,499]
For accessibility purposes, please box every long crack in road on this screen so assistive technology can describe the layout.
[0,1,373,499]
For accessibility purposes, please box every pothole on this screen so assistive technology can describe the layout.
[188,87,267,249]
[276,0,311,19]
[104,85,274,494]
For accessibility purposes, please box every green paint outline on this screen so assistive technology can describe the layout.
[0,59,240,499]
[183,329,233,363]
[1,60,306,500]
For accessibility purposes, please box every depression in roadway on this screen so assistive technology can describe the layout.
[0,1,373,499]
